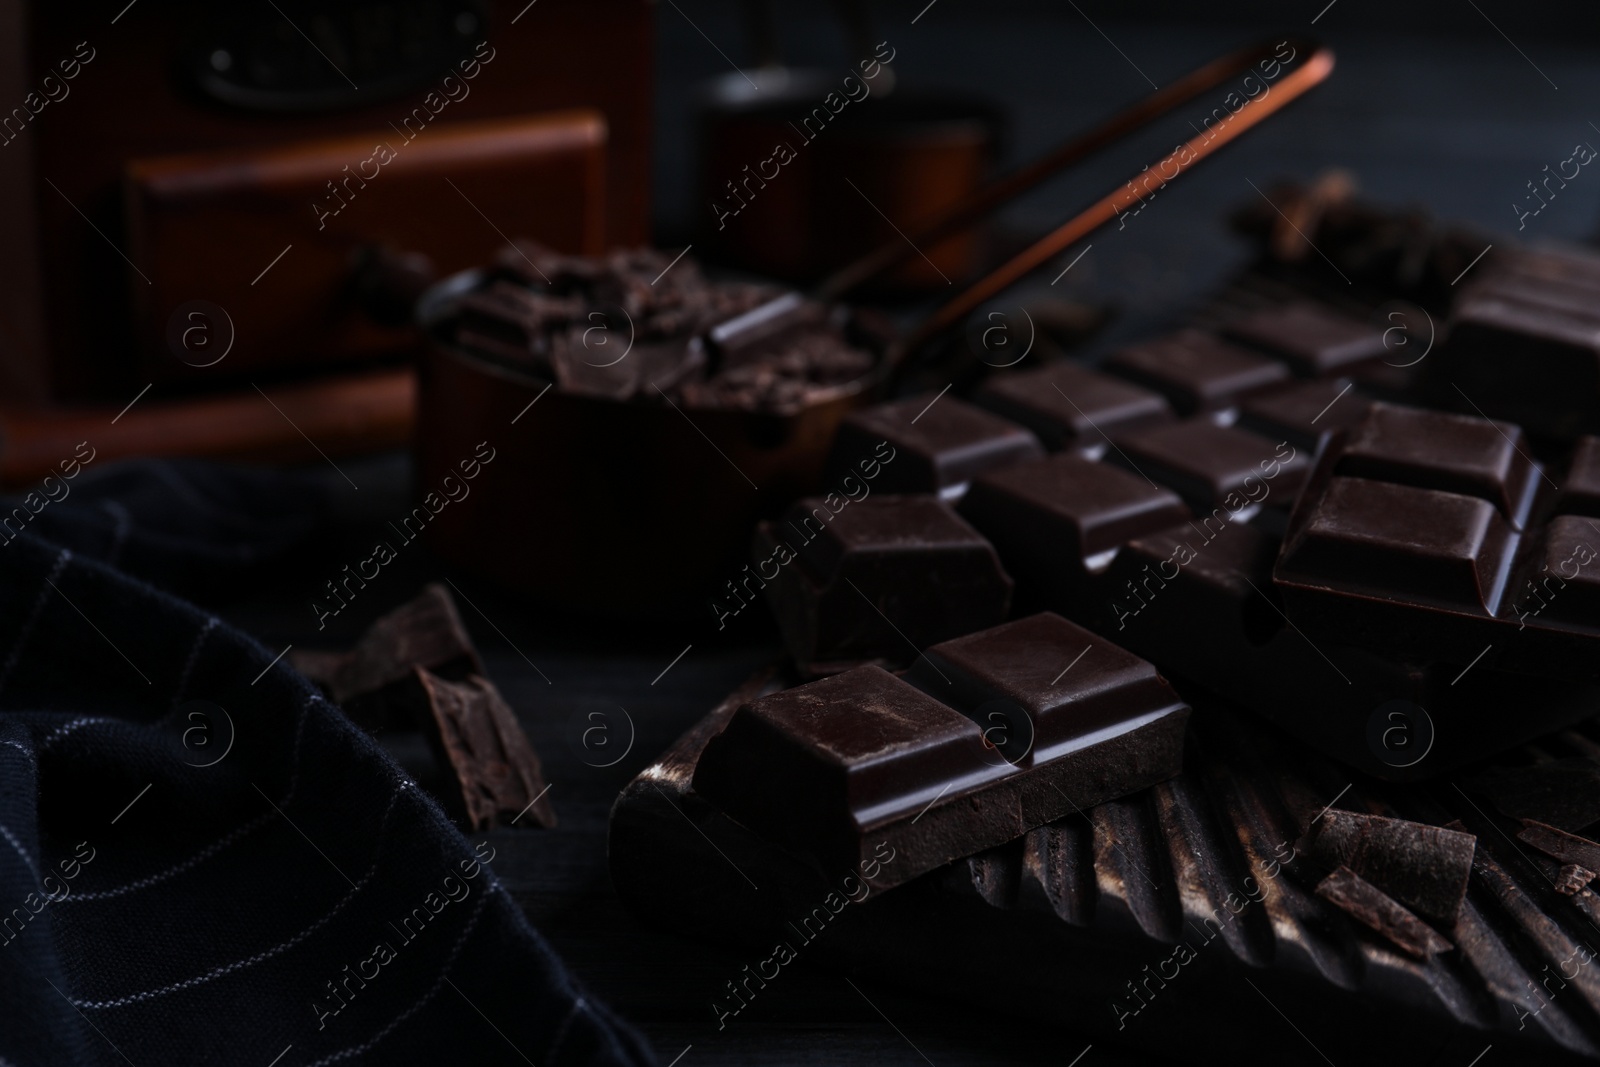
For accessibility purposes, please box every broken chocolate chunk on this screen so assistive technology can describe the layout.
[1316,865,1453,959]
[290,583,483,727]
[411,668,555,831]
[1517,819,1600,874]
[1305,810,1475,924]
[1557,864,1596,896]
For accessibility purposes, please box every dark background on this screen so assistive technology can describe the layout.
[242,3,1600,1064]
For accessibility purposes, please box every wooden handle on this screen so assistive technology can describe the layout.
[899,41,1336,356]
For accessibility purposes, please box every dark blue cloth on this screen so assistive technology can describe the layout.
[0,461,655,1066]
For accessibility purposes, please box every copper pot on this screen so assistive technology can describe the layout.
[414,270,883,621]
[697,68,1002,289]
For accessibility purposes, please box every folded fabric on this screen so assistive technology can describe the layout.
[0,461,656,1066]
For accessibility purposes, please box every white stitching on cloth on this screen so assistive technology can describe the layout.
[303,892,491,1067]
[99,500,132,566]
[69,790,403,1009]
[61,696,313,903]
[0,819,40,883]
[543,995,588,1064]
[0,739,33,762]
[38,717,122,750]
[58,813,273,905]
[0,548,71,700]
[170,617,220,710]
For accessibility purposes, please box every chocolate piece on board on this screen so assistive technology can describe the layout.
[1315,865,1453,958]
[1305,810,1475,923]
[691,625,1188,889]
[1517,820,1600,873]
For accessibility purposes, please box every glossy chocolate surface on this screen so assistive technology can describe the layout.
[1223,301,1389,375]
[692,618,1188,888]
[828,394,1045,494]
[1103,329,1291,415]
[1334,403,1538,527]
[1276,402,1600,678]
[757,495,1013,671]
[973,361,1174,451]
[1237,377,1372,451]
[1108,420,1309,513]
[904,612,1179,764]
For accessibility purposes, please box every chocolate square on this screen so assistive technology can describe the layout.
[1334,403,1539,528]
[828,395,1044,495]
[757,495,1013,671]
[1103,330,1290,415]
[957,454,1188,606]
[1238,378,1372,452]
[1223,302,1388,375]
[904,612,1183,765]
[1280,476,1516,612]
[1108,421,1308,514]
[973,362,1174,451]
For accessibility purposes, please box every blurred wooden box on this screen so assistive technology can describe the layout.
[125,111,607,385]
[0,0,652,404]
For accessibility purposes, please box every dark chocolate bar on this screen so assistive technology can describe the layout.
[826,394,1045,496]
[615,674,1600,1065]
[753,495,1013,674]
[1275,402,1600,679]
[690,613,1188,889]
[902,389,1599,778]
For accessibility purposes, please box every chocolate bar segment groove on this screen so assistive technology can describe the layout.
[972,362,1174,453]
[691,616,1189,889]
